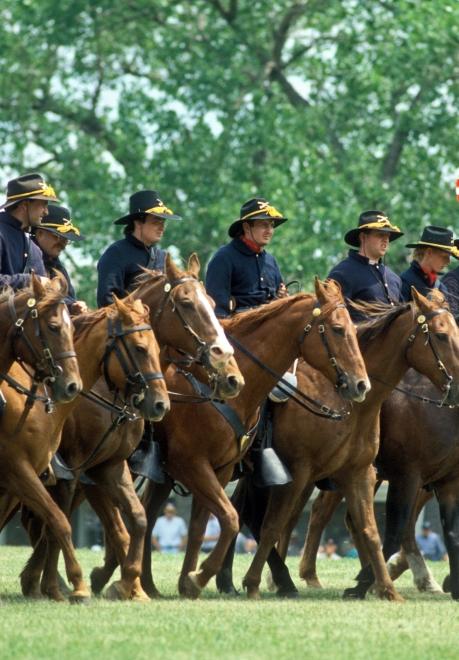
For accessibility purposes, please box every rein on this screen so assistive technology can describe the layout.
[0,294,77,413]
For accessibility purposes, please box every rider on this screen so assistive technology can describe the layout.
[401,226,459,301]
[97,190,181,483]
[97,190,181,307]
[31,204,88,314]
[206,197,290,487]
[328,210,404,321]
[0,173,58,289]
[205,197,288,318]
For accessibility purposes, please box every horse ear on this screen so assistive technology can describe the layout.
[314,277,327,304]
[411,286,430,312]
[165,252,180,281]
[112,295,130,323]
[31,272,46,299]
[131,298,147,316]
[187,253,200,278]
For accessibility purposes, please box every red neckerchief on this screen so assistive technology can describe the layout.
[241,236,263,254]
[421,264,437,286]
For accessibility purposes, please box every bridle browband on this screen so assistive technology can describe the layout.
[228,300,353,420]
[0,293,77,412]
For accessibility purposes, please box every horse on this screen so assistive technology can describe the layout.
[0,295,169,602]
[18,254,244,602]
[88,278,371,600]
[0,273,82,402]
[215,289,459,601]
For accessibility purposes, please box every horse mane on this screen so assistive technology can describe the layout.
[0,285,14,304]
[221,293,315,333]
[353,300,415,347]
[72,298,148,338]
[0,281,66,312]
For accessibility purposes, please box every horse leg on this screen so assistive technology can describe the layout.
[436,480,459,599]
[347,474,421,599]
[299,489,343,587]
[241,476,309,600]
[9,465,89,602]
[215,478,247,595]
[341,468,403,602]
[39,480,78,601]
[139,478,172,597]
[343,479,383,571]
[179,462,238,599]
[88,462,150,602]
[178,498,210,596]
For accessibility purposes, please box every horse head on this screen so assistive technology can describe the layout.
[300,278,371,402]
[407,287,459,406]
[8,273,83,403]
[133,253,244,400]
[106,296,170,421]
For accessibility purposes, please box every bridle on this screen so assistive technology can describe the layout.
[300,302,352,391]
[153,275,219,372]
[228,300,354,420]
[0,294,77,412]
[101,316,164,409]
[405,308,454,406]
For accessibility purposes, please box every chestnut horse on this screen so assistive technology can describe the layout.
[0,296,169,602]
[216,290,459,601]
[19,255,243,601]
[89,279,370,600]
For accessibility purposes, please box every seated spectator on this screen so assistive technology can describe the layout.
[415,521,447,561]
[152,502,187,554]
[318,538,341,560]
[202,514,220,553]
[340,538,359,558]
[235,531,258,554]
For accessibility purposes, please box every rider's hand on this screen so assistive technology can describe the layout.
[70,300,89,314]
[277,283,288,298]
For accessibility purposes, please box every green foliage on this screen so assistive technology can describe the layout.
[1,0,459,303]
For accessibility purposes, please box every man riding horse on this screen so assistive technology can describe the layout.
[97,189,181,482]
[0,173,58,289]
[31,204,88,315]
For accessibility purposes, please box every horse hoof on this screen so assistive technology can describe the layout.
[343,587,366,600]
[443,575,451,593]
[131,589,151,603]
[180,573,202,600]
[69,593,91,605]
[245,586,261,600]
[305,578,323,589]
[277,588,299,599]
[105,581,129,601]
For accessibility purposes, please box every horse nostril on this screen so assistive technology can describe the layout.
[154,400,168,417]
[356,380,368,394]
[210,344,224,357]
[65,381,80,397]
[227,375,240,390]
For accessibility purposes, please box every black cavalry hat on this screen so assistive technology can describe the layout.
[406,225,459,259]
[114,190,181,225]
[228,197,288,238]
[35,204,85,242]
[0,172,58,210]
[345,210,403,248]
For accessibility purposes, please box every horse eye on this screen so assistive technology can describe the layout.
[331,325,345,336]
[135,344,148,354]
[180,298,194,307]
[435,333,448,342]
[47,323,60,333]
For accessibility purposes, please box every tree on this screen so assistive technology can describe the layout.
[1,0,458,303]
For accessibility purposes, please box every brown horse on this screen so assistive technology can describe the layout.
[216,290,459,601]
[0,296,169,602]
[89,279,371,600]
[19,255,244,601]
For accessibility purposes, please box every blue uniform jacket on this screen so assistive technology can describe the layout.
[44,254,76,305]
[0,211,46,289]
[205,238,283,318]
[442,268,459,320]
[400,260,447,301]
[97,234,166,307]
[328,250,402,321]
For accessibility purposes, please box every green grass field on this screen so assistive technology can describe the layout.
[0,547,458,659]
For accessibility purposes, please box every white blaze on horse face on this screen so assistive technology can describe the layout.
[62,307,71,327]
[196,288,234,366]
